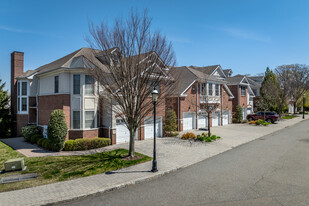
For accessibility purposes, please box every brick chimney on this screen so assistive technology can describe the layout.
[11,51,24,137]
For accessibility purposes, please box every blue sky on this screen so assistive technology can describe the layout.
[1,0,309,92]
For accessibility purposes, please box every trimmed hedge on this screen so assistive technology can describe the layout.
[30,134,44,144]
[22,125,39,142]
[63,138,111,151]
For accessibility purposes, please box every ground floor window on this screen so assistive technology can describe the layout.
[85,111,95,129]
[73,111,80,129]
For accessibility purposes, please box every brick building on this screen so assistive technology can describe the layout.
[11,48,168,144]
[167,65,234,132]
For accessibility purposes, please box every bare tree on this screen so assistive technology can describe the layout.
[86,9,175,157]
[275,64,309,114]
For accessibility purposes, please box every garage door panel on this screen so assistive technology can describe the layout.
[198,115,208,129]
[145,117,162,139]
[212,112,220,127]
[183,113,195,130]
[222,111,229,125]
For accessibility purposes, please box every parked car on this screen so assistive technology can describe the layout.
[247,111,279,123]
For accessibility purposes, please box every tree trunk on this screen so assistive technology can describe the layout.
[208,112,211,137]
[129,129,135,157]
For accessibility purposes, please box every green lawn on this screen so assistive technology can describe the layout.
[0,141,151,192]
[282,115,298,119]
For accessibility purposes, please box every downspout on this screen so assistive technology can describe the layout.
[36,77,39,127]
[178,96,180,132]
[196,83,198,129]
[220,85,223,126]
[108,126,111,139]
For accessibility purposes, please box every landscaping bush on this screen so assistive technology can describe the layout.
[217,136,221,139]
[249,120,256,124]
[197,135,205,141]
[205,137,212,142]
[211,135,217,140]
[166,131,179,137]
[42,138,52,150]
[165,108,178,136]
[22,125,39,142]
[47,109,68,151]
[241,119,248,124]
[63,140,74,151]
[30,134,44,144]
[234,105,243,123]
[255,119,270,126]
[37,138,45,147]
[181,132,196,139]
[63,138,111,151]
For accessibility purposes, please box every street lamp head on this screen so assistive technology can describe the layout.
[152,88,159,103]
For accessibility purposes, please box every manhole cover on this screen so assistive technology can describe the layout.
[1,173,37,184]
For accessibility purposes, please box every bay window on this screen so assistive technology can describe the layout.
[85,75,94,95]
[17,80,28,113]
[215,84,219,96]
[208,83,213,96]
[73,74,80,94]
[85,111,95,129]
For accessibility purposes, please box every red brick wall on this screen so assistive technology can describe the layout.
[101,128,116,145]
[68,129,99,140]
[221,85,233,123]
[16,114,28,136]
[38,94,70,129]
[239,86,248,108]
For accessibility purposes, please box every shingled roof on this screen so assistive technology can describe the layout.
[17,47,112,78]
[189,65,220,75]
[225,75,247,85]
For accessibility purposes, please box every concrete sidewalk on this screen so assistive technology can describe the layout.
[0,116,306,206]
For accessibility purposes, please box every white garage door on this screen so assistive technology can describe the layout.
[144,117,162,139]
[212,112,220,127]
[222,111,229,125]
[198,115,208,129]
[116,120,130,144]
[183,112,195,130]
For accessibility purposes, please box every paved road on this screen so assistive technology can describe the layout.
[59,119,309,206]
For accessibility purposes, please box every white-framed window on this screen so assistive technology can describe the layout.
[73,111,80,129]
[73,74,80,95]
[200,83,207,95]
[208,83,213,96]
[54,76,59,93]
[17,80,28,114]
[215,84,219,96]
[85,111,95,129]
[241,86,246,96]
[85,75,94,95]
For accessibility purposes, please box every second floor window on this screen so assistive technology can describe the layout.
[73,74,80,94]
[201,83,206,95]
[241,86,246,96]
[85,75,94,95]
[54,76,59,93]
[17,81,28,113]
[215,84,219,96]
[208,83,213,96]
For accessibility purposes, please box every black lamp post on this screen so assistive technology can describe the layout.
[151,88,159,173]
[303,94,305,119]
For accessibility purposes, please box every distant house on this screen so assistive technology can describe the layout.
[247,76,264,112]
[225,75,255,119]
[166,65,234,131]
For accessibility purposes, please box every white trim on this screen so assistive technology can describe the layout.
[17,80,29,114]
[210,65,227,78]
[223,83,234,99]
[180,80,196,96]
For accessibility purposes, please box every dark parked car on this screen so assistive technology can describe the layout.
[247,111,279,123]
